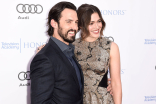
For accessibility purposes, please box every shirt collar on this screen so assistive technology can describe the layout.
[51,36,75,57]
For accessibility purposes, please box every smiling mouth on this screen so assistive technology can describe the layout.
[68,31,75,36]
[92,30,100,34]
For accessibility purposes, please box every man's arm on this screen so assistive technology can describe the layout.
[30,54,55,104]
[107,78,113,95]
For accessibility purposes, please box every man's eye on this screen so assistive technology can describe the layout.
[67,21,71,23]
[98,20,102,23]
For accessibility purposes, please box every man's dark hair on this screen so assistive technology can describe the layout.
[47,1,77,36]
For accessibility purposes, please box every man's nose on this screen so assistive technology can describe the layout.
[71,23,78,31]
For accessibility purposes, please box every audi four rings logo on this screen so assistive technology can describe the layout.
[16,4,43,14]
[18,71,30,81]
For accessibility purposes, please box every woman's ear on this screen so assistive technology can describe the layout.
[50,19,58,29]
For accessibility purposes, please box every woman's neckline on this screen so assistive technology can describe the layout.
[81,37,101,43]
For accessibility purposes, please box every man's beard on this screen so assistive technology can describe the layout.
[58,26,76,43]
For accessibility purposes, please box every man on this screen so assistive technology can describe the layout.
[30,2,83,104]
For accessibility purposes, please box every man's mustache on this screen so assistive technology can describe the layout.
[67,29,77,34]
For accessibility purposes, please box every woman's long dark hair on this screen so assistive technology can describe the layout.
[77,4,106,40]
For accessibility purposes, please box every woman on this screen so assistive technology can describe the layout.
[72,4,122,104]
[38,4,122,104]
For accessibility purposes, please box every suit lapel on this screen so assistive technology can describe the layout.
[73,55,84,93]
[48,38,81,92]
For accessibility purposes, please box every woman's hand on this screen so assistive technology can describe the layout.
[36,44,45,53]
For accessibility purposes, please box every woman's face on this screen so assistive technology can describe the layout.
[87,12,102,41]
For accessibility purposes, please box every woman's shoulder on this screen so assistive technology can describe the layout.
[100,36,114,48]
[101,36,113,43]
[102,37,119,53]
[101,37,119,56]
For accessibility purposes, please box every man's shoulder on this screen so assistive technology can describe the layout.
[38,41,58,55]
[32,43,58,63]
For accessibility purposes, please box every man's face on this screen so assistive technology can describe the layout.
[57,8,78,43]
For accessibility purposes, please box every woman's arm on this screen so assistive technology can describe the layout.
[110,42,122,104]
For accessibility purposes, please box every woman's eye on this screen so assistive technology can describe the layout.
[90,23,93,25]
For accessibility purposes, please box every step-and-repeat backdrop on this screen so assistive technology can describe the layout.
[0,0,156,104]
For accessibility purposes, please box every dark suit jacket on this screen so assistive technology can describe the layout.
[30,38,84,104]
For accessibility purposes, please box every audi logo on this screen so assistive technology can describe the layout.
[16,4,43,14]
[18,71,30,81]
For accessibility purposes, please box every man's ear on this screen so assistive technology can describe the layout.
[50,19,58,29]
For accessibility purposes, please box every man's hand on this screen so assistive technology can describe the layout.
[107,78,113,96]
